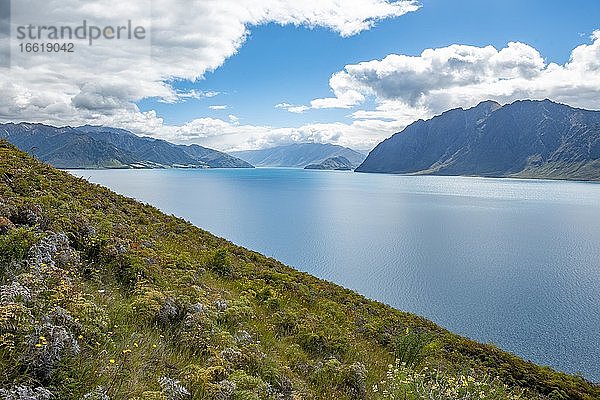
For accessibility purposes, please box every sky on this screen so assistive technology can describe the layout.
[2,0,600,151]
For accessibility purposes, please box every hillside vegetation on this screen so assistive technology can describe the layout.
[0,141,598,399]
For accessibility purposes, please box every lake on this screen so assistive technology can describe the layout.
[68,168,600,382]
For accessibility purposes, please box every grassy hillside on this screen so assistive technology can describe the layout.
[0,141,597,400]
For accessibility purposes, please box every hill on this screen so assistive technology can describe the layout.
[304,156,355,170]
[231,143,365,168]
[0,141,598,399]
[356,100,600,181]
[0,123,253,169]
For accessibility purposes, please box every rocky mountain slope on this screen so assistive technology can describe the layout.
[356,100,600,181]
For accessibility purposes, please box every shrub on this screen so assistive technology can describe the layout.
[209,249,233,277]
[157,297,184,327]
[81,386,110,400]
[339,362,367,399]
[180,314,218,356]
[14,203,48,229]
[25,319,80,380]
[219,299,253,328]
[0,227,37,275]
[0,216,15,234]
[373,361,528,400]
[228,370,268,398]
[0,281,32,304]
[27,232,78,270]
[182,364,228,388]
[0,385,53,400]
[312,358,367,399]
[273,310,298,336]
[297,330,348,358]
[158,376,191,400]
[393,330,437,369]
[212,380,236,400]
[131,289,167,322]
[114,254,148,289]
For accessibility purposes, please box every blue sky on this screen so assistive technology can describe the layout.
[138,0,600,129]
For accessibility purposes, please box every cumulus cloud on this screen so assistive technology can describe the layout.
[302,31,600,121]
[159,116,398,152]
[0,0,418,128]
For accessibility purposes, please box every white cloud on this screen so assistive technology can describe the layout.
[198,30,600,152]
[303,31,600,120]
[309,71,367,108]
[161,90,220,104]
[209,105,228,110]
[158,117,397,152]
[0,0,419,127]
[275,103,309,113]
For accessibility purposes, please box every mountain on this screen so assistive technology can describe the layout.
[78,125,254,169]
[231,143,366,168]
[304,156,355,170]
[356,100,600,181]
[0,123,135,169]
[1,141,598,399]
[0,123,253,169]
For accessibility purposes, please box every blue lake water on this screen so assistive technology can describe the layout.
[69,168,600,382]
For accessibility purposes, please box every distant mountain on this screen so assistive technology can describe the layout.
[231,143,366,168]
[356,100,600,181]
[0,123,253,169]
[304,156,354,170]
[76,125,253,168]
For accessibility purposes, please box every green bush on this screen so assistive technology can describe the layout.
[311,358,367,399]
[0,227,37,276]
[209,248,233,276]
[393,330,437,369]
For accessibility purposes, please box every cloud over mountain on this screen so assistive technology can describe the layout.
[308,31,600,117]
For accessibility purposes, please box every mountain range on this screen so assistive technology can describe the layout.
[3,99,598,180]
[231,143,366,168]
[356,100,600,180]
[0,123,253,169]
